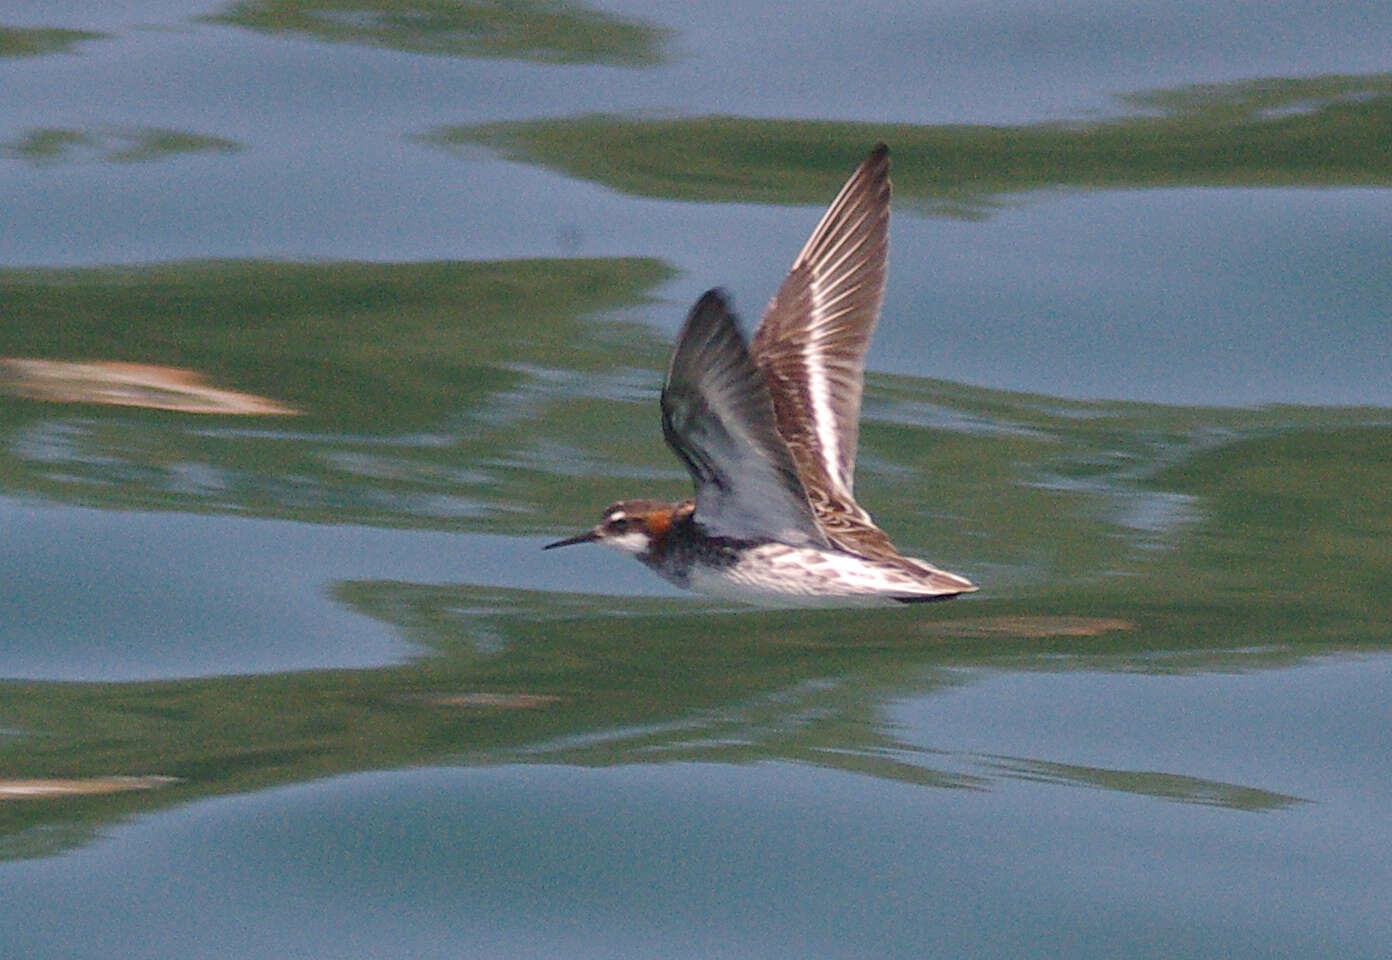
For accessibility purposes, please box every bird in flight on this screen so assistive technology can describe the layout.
[546,145,977,605]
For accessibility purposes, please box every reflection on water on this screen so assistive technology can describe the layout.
[206,0,668,65]
[0,775,181,799]
[0,359,295,413]
[0,251,1388,864]
[435,72,1392,216]
[0,127,241,165]
[0,25,104,57]
[2,2,1390,954]
[0,257,673,525]
[983,757,1304,811]
[0,578,1331,861]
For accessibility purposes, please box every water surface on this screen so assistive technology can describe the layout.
[1,1,1389,957]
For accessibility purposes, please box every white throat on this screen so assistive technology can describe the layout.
[601,530,651,556]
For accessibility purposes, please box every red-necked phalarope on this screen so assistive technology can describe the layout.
[546,145,977,605]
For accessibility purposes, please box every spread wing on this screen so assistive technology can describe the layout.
[660,290,828,547]
[750,144,900,558]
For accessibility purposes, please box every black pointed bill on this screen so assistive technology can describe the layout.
[543,529,600,550]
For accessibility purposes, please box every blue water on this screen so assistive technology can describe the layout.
[2,2,1388,404]
[1,1,1389,957]
[6,657,1390,959]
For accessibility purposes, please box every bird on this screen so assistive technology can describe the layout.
[545,144,977,606]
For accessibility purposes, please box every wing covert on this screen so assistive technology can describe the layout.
[660,290,828,547]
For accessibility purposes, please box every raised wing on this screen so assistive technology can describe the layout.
[660,290,828,547]
[752,144,890,497]
[751,144,899,557]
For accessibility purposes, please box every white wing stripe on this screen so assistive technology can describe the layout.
[753,145,891,503]
[804,285,844,483]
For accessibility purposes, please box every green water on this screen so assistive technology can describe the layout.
[1,1,1389,956]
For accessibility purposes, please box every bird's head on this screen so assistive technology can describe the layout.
[543,499,685,557]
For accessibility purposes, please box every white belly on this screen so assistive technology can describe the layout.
[684,543,949,608]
